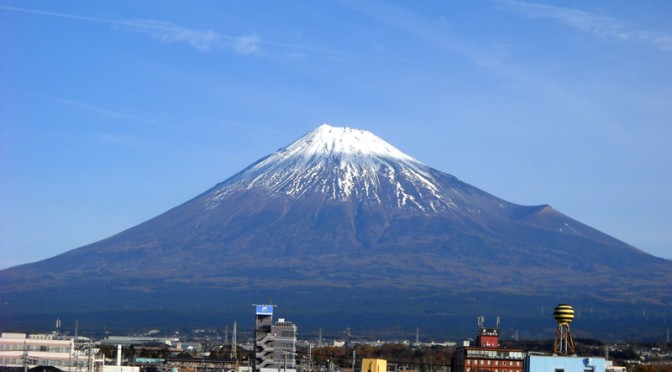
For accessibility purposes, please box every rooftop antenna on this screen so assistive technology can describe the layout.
[552,304,576,355]
[478,316,484,330]
[496,316,500,330]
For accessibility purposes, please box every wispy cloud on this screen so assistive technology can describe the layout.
[0,4,442,65]
[497,0,672,52]
[233,35,261,54]
[124,19,260,54]
[0,5,260,54]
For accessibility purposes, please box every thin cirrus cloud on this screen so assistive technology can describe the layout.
[1,4,434,64]
[497,0,672,52]
[0,5,260,54]
[125,19,260,54]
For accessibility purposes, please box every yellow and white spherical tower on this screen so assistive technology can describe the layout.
[552,304,576,355]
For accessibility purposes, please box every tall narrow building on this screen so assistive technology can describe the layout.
[253,305,297,372]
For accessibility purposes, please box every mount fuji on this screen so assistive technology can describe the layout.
[1,124,670,339]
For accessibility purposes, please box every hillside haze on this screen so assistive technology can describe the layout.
[1,124,670,339]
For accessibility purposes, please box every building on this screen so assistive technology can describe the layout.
[361,359,387,372]
[254,305,274,372]
[270,319,297,372]
[0,332,104,372]
[452,318,525,372]
[525,355,605,372]
[253,305,297,372]
[98,336,175,348]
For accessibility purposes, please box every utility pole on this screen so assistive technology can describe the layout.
[230,321,237,361]
[68,339,73,372]
[87,343,93,372]
[74,318,80,372]
[22,341,28,372]
[351,350,355,372]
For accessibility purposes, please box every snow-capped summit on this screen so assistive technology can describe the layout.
[287,124,417,161]
[205,124,451,212]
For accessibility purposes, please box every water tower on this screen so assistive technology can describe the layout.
[552,304,576,355]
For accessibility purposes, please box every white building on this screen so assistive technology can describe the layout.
[0,332,104,372]
[525,355,606,372]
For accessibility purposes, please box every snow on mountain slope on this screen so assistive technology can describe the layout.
[205,124,456,213]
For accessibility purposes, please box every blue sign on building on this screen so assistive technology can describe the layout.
[256,305,273,315]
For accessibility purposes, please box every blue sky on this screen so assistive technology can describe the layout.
[1,1,670,269]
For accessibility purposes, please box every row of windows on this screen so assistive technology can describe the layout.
[466,350,524,359]
[467,359,521,366]
[0,358,82,367]
[0,344,70,353]
[466,369,519,372]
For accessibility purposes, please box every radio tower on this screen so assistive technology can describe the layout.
[553,304,576,355]
[230,321,237,360]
